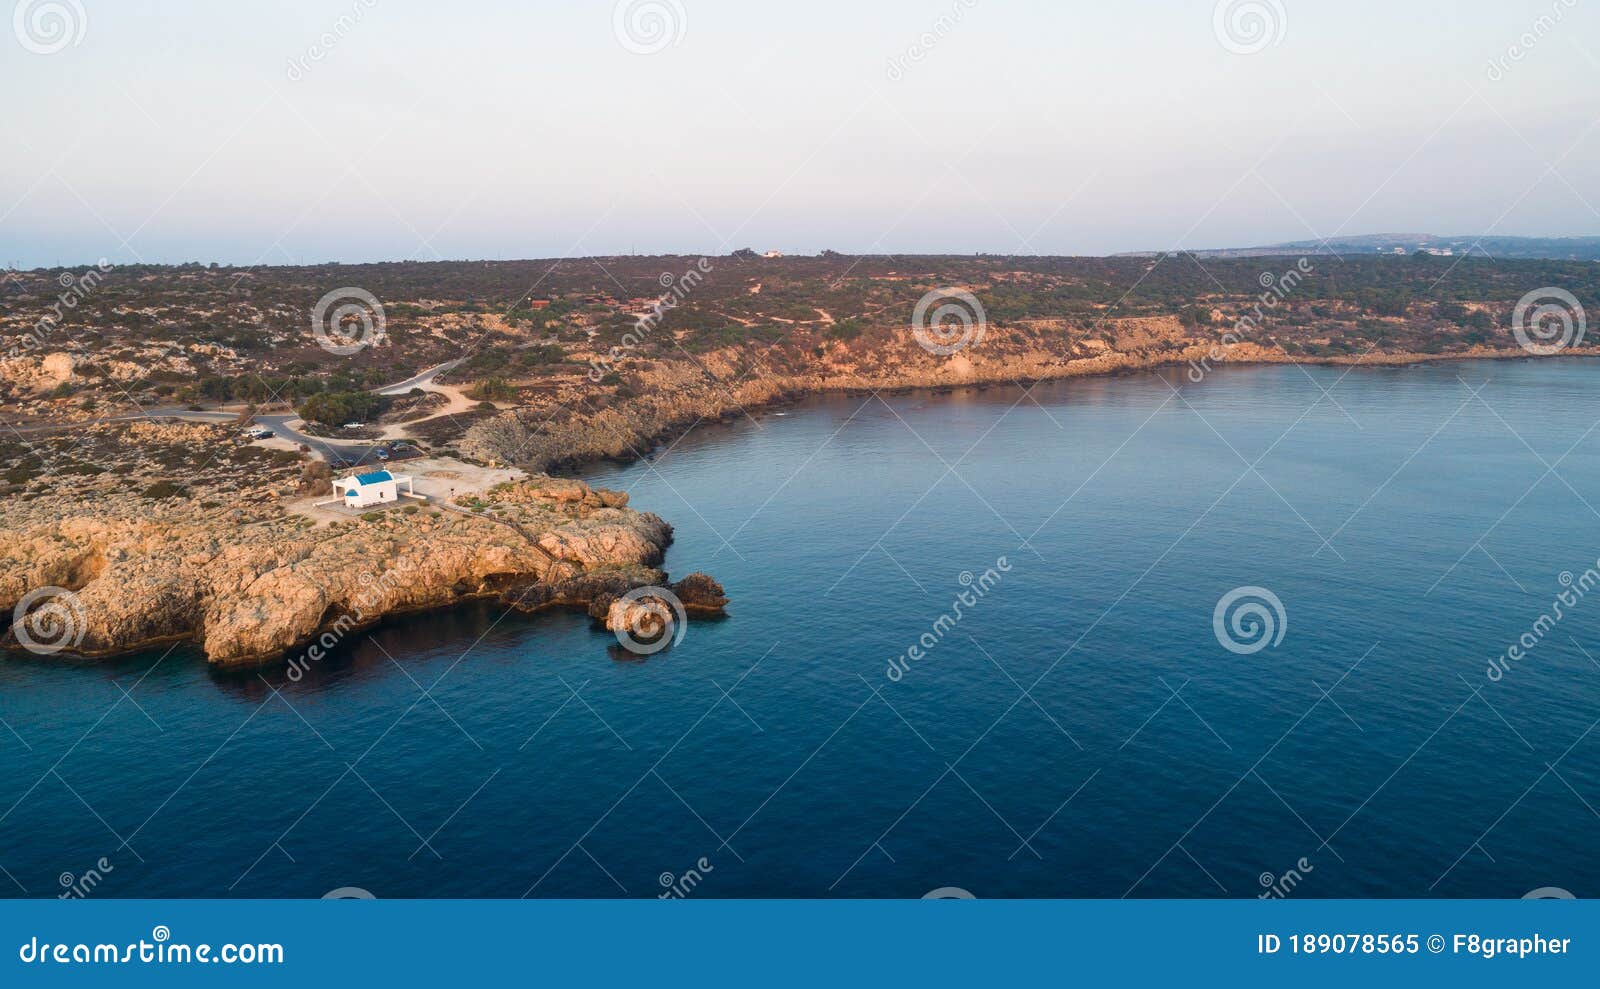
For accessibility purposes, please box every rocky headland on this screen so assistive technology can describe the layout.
[0,467,724,667]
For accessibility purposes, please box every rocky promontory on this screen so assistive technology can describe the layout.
[0,472,722,667]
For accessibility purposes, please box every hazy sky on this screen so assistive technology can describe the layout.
[3,0,1598,267]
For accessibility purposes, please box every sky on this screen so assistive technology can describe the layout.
[2,0,1598,268]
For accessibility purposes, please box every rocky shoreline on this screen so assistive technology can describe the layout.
[0,336,1572,669]
[463,328,1577,475]
[0,474,725,668]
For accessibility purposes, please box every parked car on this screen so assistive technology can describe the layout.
[342,422,364,429]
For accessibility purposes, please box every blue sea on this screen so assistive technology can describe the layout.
[4,359,1599,899]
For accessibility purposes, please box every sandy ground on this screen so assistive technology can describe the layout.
[401,456,525,501]
[377,382,496,441]
[285,456,526,523]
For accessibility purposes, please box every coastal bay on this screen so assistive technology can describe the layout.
[2,360,1595,897]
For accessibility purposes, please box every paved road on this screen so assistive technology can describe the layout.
[3,407,236,435]
[251,413,385,467]
[374,359,464,396]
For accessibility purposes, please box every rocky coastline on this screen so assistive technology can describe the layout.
[0,473,725,668]
[460,321,1567,474]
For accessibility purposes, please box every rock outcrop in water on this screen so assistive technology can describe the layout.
[587,573,727,629]
[0,474,724,667]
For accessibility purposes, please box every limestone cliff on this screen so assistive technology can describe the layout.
[0,475,701,667]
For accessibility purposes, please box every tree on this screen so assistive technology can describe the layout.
[297,391,387,425]
[466,376,516,401]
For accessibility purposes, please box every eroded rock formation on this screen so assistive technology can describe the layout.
[0,475,724,667]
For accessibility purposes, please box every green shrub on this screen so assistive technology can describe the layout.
[466,376,517,401]
[297,391,389,425]
[827,318,863,341]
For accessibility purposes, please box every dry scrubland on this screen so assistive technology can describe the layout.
[1,251,1594,661]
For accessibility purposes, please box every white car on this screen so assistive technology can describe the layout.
[342,422,364,429]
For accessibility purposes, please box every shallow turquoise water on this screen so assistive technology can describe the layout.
[3,359,1599,898]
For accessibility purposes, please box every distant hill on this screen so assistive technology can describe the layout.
[1119,234,1600,262]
